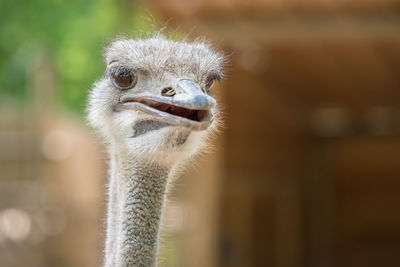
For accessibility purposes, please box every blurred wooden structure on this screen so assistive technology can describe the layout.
[0,54,103,267]
[147,0,400,267]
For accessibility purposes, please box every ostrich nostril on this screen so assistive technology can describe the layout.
[161,87,176,97]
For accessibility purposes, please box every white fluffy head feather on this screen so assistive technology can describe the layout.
[87,35,226,165]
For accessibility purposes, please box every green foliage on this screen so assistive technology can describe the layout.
[0,0,153,113]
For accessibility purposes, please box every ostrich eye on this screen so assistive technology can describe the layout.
[112,69,137,89]
[204,74,220,92]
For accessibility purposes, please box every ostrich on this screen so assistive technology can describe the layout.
[87,36,225,267]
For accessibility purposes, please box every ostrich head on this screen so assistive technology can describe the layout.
[88,36,225,164]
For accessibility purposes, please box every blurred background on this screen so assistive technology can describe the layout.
[1,0,400,266]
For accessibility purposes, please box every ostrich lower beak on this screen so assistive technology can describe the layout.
[119,80,216,131]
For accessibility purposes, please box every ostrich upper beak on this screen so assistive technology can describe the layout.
[119,79,216,131]
[173,79,216,110]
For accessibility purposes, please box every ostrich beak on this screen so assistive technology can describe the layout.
[119,80,216,131]
[173,79,216,110]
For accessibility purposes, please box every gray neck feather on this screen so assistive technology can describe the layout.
[104,151,170,267]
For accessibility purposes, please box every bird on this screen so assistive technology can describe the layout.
[87,35,226,267]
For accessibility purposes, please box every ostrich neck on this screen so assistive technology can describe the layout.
[105,150,170,267]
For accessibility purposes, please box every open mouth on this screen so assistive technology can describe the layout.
[146,100,208,122]
[119,96,213,130]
